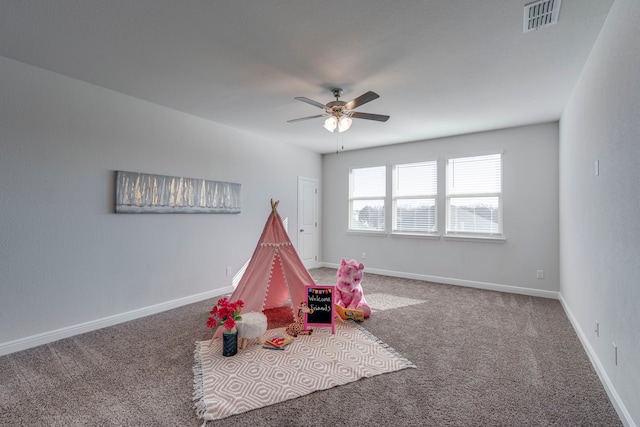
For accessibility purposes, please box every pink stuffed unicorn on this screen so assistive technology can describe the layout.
[335,258,371,319]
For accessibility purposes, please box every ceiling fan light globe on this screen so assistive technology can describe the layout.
[338,116,352,133]
[323,116,338,132]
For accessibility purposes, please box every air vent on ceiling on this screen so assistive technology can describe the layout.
[523,0,561,33]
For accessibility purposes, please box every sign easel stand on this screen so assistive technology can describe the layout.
[304,286,335,334]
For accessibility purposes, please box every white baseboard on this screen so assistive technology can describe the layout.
[0,286,234,357]
[558,294,635,427]
[321,263,559,300]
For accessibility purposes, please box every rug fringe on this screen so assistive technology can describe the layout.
[350,321,417,369]
[193,341,213,425]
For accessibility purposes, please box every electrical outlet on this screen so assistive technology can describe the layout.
[226,266,232,276]
[595,321,599,337]
[361,252,367,259]
[536,270,544,279]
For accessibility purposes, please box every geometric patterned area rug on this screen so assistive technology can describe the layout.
[193,320,415,422]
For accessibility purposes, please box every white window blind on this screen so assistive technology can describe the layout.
[349,166,386,231]
[392,161,437,234]
[446,153,502,237]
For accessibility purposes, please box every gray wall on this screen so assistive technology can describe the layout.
[322,122,559,297]
[560,0,639,424]
[0,56,321,352]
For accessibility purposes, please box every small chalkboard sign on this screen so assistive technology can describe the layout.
[304,286,335,334]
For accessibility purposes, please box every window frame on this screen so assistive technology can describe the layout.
[445,152,504,240]
[391,160,438,236]
[348,165,387,234]
[345,152,506,242]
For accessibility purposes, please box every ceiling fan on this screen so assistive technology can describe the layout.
[287,88,390,133]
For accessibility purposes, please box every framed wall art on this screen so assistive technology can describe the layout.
[115,170,241,214]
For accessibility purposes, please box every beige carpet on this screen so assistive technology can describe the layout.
[1,268,622,425]
[193,320,415,422]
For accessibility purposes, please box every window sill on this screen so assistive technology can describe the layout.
[444,234,506,243]
[346,230,388,237]
[391,232,440,240]
[345,230,506,243]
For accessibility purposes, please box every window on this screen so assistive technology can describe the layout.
[446,153,502,237]
[349,166,386,231]
[392,161,437,234]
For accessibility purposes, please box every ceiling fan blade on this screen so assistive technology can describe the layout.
[294,97,326,109]
[287,114,328,123]
[344,91,380,110]
[350,111,390,122]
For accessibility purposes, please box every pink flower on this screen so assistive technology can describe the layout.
[206,298,244,333]
[223,318,236,330]
[206,317,217,329]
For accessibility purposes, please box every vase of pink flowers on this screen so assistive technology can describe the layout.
[207,297,244,357]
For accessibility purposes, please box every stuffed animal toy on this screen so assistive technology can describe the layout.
[285,302,314,337]
[335,258,371,318]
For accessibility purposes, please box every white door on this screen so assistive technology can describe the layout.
[298,176,318,269]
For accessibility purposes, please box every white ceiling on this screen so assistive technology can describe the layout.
[0,0,614,154]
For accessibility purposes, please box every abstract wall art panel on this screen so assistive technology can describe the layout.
[115,171,241,214]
